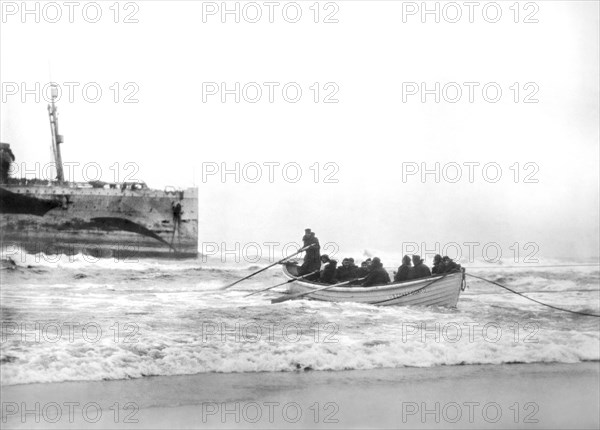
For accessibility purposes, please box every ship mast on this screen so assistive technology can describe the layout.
[47,84,65,182]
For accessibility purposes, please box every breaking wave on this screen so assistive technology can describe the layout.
[1,251,599,385]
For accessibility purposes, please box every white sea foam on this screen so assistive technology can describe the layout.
[1,253,599,385]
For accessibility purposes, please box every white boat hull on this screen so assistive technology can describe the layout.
[282,262,465,307]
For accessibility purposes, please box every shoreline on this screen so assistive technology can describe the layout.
[2,362,599,429]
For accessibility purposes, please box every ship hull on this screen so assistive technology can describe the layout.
[0,184,198,259]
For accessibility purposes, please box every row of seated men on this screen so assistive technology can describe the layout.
[315,254,461,286]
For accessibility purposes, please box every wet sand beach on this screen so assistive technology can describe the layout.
[2,362,599,429]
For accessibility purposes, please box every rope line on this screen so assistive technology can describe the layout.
[383,263,599,270]
[465,263,600,269]
[466,273,600,318]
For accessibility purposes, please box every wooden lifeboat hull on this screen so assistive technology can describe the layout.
[282,262,465,307]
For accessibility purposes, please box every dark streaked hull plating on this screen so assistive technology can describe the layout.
[0,184,198,259]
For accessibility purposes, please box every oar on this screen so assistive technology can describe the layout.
[243,270,320,298]
[219,244,315,290]
[271,276,367,304]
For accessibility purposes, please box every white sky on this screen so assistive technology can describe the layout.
[1,1,599,260]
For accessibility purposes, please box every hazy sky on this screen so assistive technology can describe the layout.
[1,1,598,260]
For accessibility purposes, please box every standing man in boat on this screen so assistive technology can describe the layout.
[299,228,321,276]
[361,257,391,287]
[409,255,431,279]
[394,255,412,282]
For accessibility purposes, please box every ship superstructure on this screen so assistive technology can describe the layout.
[0,88,198,258]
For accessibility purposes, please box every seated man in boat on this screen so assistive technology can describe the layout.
[299,229,321,276]
[319,255,338,284]
[347,258,359,277]
[394,255,412,282]
[431,254,444,275]
[356,259,371,277]
[409,255,431,280]
[336,258,352,281]
[442,256,461,273]
[361,257,390,287]
[337,258,360,281]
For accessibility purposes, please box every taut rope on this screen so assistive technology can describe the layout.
[467,273,600,318]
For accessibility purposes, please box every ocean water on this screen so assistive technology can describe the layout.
[1,251,599,386]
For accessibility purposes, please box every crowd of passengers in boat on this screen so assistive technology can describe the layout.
[297,229,462,287]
